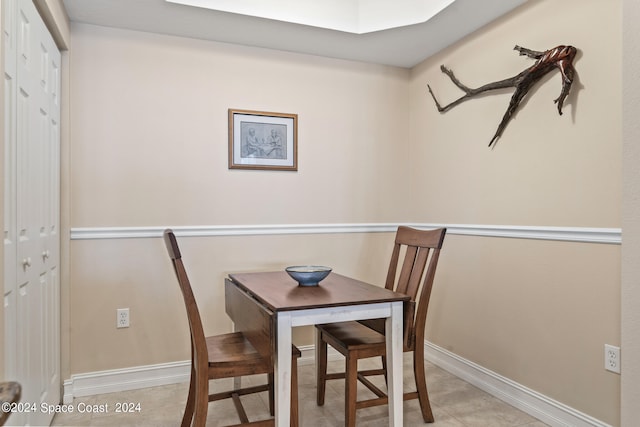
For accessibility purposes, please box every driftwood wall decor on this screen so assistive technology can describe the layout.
[428,45,578,147]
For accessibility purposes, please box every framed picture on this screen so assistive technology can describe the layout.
[228,109,298,171]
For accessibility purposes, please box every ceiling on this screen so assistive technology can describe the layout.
[62,0,528,68]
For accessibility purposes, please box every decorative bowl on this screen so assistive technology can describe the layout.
[285,266,332,287]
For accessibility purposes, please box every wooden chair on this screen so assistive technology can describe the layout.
[315,226,446,426]
[0,381,21,426]
[163,229,300,427]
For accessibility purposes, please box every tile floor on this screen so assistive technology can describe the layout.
[51,357,549,426]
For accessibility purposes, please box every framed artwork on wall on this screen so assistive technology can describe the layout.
[228,109,298,171]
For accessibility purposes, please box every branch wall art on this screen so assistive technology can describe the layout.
[428,45,578,147]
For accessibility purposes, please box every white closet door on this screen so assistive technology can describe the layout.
[3,0,19,405]
[4,0,61,425]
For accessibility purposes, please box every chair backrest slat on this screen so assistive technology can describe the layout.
[412,246,443,345]
[395,246,418,295]
[384,244,402,291]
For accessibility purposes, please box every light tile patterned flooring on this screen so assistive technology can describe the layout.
[52,357,549,426]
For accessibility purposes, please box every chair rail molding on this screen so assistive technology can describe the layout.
[70,223,622,244]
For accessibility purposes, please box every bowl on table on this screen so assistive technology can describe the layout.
[285,266,332,287]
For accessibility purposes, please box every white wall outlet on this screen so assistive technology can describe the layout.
[604,344,621,374]
[117,308,130,328]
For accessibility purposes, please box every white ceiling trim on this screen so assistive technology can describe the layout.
[62,0,528,68]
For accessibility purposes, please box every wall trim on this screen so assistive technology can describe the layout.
[63,346,318,404]
[63,343,609,427]
[70,223,621,244]
[424,341,612,427]
[62,360,191,404]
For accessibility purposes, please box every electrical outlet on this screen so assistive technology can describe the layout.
[117,308,130,328]
[604,344,620,374]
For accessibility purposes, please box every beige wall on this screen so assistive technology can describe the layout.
[409,1,621,227]
[409,0,621,424]
[621,0,640,424]
[68,23,411,369]
[70,232,395,372]
[63,0,626,425]
[69,24,410,227]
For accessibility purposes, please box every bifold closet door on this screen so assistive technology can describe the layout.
[3,0,61,425]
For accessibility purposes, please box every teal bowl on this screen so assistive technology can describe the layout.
[285,266,332,286]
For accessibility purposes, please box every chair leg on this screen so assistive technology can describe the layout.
[413,349,434,423]
[192,363,210,427]
[316,332,328,406]
[291,357,299,427]
[268,372,275,416]
[381,355,388,387]
[345,354,358,427]
[181,363,196,427]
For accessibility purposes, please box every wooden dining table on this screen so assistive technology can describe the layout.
[226,271,411,427]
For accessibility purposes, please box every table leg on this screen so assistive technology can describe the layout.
[276,312,292,427]
[386,301,404,427]
[232,323,241,390]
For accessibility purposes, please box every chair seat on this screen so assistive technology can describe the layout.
[207,332,271,377]
[208,332,302,378]
[316,321,386,350]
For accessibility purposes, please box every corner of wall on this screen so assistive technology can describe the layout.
[34,0,70,50]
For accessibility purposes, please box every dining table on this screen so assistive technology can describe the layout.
[226,270,411,427]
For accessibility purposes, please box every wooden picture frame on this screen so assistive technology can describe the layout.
[228,109,298,171]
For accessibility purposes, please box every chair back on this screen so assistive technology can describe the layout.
[361,226,446,349]
[163,230,209,376]
[225,278,275,366]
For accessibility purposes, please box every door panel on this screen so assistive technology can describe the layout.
[4,0,61,424]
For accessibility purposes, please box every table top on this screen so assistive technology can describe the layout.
[228,271,410,312]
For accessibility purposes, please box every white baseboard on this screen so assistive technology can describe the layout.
[63,343,609,427]
[424,341,611,427]
[63,346,319,404]
[63,360,191,404]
